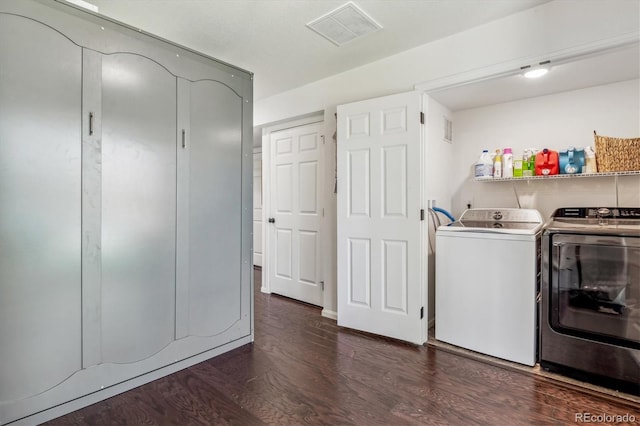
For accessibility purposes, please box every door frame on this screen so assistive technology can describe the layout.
[260,112,325,297]
[252,146,263,267]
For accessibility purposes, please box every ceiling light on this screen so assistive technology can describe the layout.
[522,60,551,79]
[524,67,549,79]
[306,2,382,47]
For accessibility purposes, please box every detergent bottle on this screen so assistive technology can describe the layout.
[502,148,513,178]
[535,149,560,176]
[559,147,585,174]
[584,146,597,173]
[513,158,523,177]
[474,150,494,179]
[493,149,502,178]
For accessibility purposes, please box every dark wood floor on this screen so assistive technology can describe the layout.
[47,269,639,425]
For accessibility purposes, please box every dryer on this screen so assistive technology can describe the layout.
[540,207,640,395]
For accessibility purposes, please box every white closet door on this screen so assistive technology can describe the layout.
[337,91,425,344]
[268,122,324,306]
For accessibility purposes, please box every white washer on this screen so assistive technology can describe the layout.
[435,208,543,366]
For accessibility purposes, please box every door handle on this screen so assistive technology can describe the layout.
[268,218,275,223]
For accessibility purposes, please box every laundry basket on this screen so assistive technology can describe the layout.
[593,131,640,172]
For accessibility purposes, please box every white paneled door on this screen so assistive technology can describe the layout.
[268,123,323,306]
[337,91,425,344]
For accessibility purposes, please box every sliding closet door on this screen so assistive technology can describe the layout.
[0,14,82,401]
[100,53,177,363]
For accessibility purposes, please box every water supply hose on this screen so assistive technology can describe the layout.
[431,207,455,223]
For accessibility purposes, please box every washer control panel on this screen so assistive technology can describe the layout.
[460,208,543,224]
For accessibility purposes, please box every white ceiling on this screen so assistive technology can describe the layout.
[86,0,550,100]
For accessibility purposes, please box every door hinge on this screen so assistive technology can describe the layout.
[420,112,425,124]
[320,280,325,291]
[420,307,424,319]
[420,209,425,221]
[321,135,325,145]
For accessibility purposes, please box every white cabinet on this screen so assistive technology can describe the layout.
[0,1,252,424]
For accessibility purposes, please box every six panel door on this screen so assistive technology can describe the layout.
[269,123,324,306]
[336,91,425,344]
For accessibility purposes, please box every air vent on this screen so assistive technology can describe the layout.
[306,2,382,47]
[443,117,453,142]
[63,0,99,13]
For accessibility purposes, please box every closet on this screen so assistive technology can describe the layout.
[0,1,253,423]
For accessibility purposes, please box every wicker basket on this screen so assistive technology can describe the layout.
[593,131,640,172]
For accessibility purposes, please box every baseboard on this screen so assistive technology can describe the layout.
[321,309,337,320]
[260,286,270,294]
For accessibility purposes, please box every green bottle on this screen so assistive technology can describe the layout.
[514,159,523,177]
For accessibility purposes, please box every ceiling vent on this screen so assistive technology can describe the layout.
[306,2,382,47]
[62,0,99,13]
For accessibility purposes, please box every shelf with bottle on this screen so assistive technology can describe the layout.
[473,170,640,182]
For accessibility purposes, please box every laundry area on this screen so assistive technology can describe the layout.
[421,41,640,397]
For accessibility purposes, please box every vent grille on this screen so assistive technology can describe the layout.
[64,0,99,13]
[306,2,382,46]
[443,117,453,142]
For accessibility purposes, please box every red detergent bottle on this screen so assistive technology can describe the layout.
[535,148,559,176]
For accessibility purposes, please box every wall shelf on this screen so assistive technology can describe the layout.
[473,170,640,182]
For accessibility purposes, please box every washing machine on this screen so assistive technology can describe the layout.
[435,208,543,366]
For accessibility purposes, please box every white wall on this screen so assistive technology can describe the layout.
[253,0,640,316]
[424,96,454,213]
[451,79,640,219]
[423,96,455,323]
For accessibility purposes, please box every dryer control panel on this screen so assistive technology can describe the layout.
[554,207,640,219]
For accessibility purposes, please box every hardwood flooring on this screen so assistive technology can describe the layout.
[47,269,639,425]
